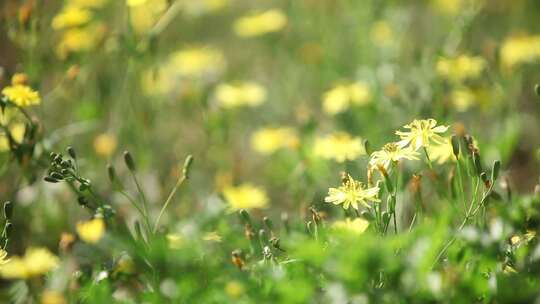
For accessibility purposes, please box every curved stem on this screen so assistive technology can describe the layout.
[153,174,186,234]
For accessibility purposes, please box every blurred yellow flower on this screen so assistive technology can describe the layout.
[167,233,184,249]
[170,47,226,79]
[203,231,222,242]
[179,0,228,16]
[41,290,67,304]
[322,82,371,115]
[332,218,370,234]
[0,123,26,151]
[432,0,464,15]
[225,280,245,298]
[2,84,40,107]
[128,0,167,34]
[451,88,476,112]
[0,247,59,279]
[215,82,266,108]
[0,249,10,265]
[370,20,394,47]
[396,119,448,151]
[76,218,105,244]
[56,25,105,58]
[11,73,28,85]
[436,55,485,83]
[369,142,419,170]
[52,6,92,30]
[314,132,365,163]
[500,34,540,68]
[251,127,298,155]
[325,174,380,210]
[234,9,287,38]
[223,183,269,211]
[427,137,455,164]
[93,133,117,157]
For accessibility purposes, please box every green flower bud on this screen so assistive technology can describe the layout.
[123,151,136,172]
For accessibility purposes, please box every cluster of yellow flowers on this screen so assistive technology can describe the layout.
[52,0,107,58]
[324,119,450,213]
[0,247,59,279]
[322,82,371,115]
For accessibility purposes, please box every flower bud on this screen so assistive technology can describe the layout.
[239,209,251,224]
[3,201,13,219]
[44,176,59,183]
[123,151,136,172]
[451,135,460,159]
[535,84,540,97]
[263,216,273,231]
[491,160,501,182]
[182,154,194,179]
[67,146,77,159]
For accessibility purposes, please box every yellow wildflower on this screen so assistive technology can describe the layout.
[93,133,117,157]
[167,234,184,249]
[223,183,269,211]
[128,0,167,34]
[76,218,105,244]
[215,82,266,108]
[369,142,419,170]
[432,0,464,15]
[56,25,105,58]
[396,119,448,151]
[170,47,226,79]
[451,88,476,112]
[322,82,371,115]
[41,290,67,304]
[314,132,365,163]
[52,6,92,30]
[202,231,222,242]
[325,174,380,210]
[225,280,245,298]
[427,137,455,164]
[11,73,28,85]
[370,20,394,47]
[0,247,59,279]
[234,9,287,38]
[500,34,540,68]
[179,0,228,16]
[2,84,40,107]
[332,218,370,234]
[436,55,486,83]
[251,127,298,155]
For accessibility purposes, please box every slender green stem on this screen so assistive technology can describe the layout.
[153,175,186,233]
[431,178,493,269]
[129,172,150,225]
[423,147,433,169]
